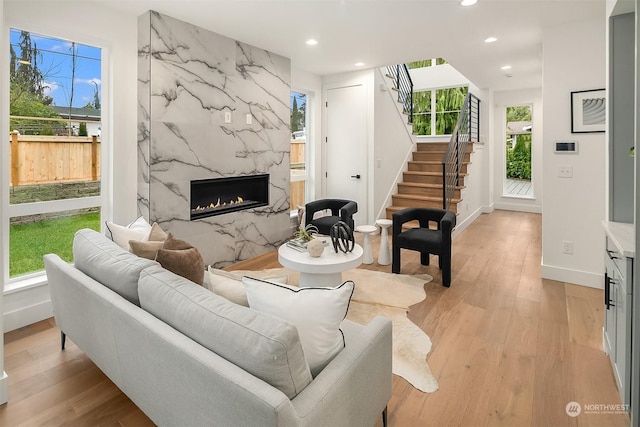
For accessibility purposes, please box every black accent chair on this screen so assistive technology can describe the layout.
[305,199,357,235]
[391,207,456,287]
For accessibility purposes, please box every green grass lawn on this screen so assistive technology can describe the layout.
[10,212,101,277]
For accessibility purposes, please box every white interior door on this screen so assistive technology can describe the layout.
[326,85,367,226]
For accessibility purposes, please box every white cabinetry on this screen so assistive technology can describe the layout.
[603,221,634,407]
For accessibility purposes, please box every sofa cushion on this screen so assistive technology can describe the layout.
[242,277,354,377]
[155,234,205,285]
[73,228,158,306]
[138,265,312,399]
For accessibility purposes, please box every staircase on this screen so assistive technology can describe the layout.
[383,65,480,219]
[385,142,473,218]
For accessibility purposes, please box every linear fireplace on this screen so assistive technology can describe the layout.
[190,174,269,220]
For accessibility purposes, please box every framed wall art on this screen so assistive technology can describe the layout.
[571,89,606,133]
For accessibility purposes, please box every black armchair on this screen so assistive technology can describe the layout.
[305,199,358,235]
[392,207,456,287]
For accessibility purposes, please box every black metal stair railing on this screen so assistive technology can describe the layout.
[442,93,480,210]
[386,64,414,124]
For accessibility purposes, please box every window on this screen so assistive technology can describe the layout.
[412,86,468,136]
[6,29,103,280]
[290,91,308,211]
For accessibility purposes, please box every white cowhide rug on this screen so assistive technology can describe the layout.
[240,267,439,393]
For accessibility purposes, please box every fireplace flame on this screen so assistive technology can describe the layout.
[194,196,247,212]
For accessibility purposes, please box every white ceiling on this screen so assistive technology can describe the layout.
[97,0,607,91]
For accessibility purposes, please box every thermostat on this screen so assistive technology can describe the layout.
[555,141,578,154]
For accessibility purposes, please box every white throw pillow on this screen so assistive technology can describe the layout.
[206,267,288,306]
[242,277,354,377]
[105,216,152,251]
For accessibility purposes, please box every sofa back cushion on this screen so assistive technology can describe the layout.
[73,228,158,306]
[138,265,312,399]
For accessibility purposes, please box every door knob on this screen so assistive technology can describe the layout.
[351,174,361,179]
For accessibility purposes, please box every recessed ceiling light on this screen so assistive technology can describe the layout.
[501,65,512,70]
[306,39,318,46]
[461,0,477,6]
[355,62,365,67]
[484,37,497,43]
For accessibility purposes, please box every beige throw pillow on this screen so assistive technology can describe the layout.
[130,240,165,259]
[205,267,289,306]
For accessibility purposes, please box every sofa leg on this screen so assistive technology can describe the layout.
[382,406,388,427]
[61,331,66,350]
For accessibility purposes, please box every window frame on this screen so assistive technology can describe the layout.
[3,25,111,289]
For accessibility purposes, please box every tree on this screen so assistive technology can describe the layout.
[78,122,88,136]
[9,82,63,134]
[92,81,101,109]
[9,30,52,107]
[506,105,532,122]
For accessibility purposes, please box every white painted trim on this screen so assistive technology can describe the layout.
[541,264,603,288]
[0,371,8,405]
[4,298,52,332]
[493,202,542,214]
[452,206,484,238]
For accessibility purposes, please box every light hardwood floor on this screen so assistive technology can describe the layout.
[1,210,629,426]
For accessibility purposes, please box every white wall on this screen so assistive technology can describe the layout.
[0,0,9,405]
[542,16,607,288]
[492,88,543,213]
[373,69,415,221]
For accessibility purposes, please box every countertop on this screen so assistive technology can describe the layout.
[603,221,635,258]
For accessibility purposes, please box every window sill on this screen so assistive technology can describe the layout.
[4,272,48,295]
[501,194,536,201]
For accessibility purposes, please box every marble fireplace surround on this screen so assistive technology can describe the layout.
[137,11,292,268]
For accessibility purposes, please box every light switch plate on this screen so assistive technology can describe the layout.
[224,112,231,123]
[245,114,252,125]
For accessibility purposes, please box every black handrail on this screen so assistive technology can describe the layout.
[386,64,413,124]
[442,93,480,210]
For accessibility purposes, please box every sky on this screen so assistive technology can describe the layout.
[10,28,101,109]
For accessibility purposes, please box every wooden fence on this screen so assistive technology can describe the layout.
[10,131,100,187]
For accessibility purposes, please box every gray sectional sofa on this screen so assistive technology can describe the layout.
[43,229,392,427]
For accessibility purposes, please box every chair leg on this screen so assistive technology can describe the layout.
[382,406,388,427]
[61,331,66,350]
[442,252,451,287]
[420,251,430,266]
[392,245,401,274]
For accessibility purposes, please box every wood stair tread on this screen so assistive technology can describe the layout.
[393,193,462,203]
[398,182,464,190]
[404,171,468,177]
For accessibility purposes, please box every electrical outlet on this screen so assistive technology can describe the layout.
[558,165,573,178]
[562,240,574,255]
[246,114,252,125]
[224,111,231,123]
[376,159,382,168]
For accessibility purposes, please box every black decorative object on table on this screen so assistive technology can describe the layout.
[330,221,355,253]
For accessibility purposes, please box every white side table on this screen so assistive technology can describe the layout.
[355,225,377,264]
[376,219,392,265]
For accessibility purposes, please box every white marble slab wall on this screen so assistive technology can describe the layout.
[137,11,291,267]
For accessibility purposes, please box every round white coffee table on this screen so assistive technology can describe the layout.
[278,243,363,287]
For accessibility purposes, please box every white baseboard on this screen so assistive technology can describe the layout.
[541,264,603,289]
[494,201,542,213]
[453,206,484,238]
[0,371,8,405]
[4,299,53,332]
